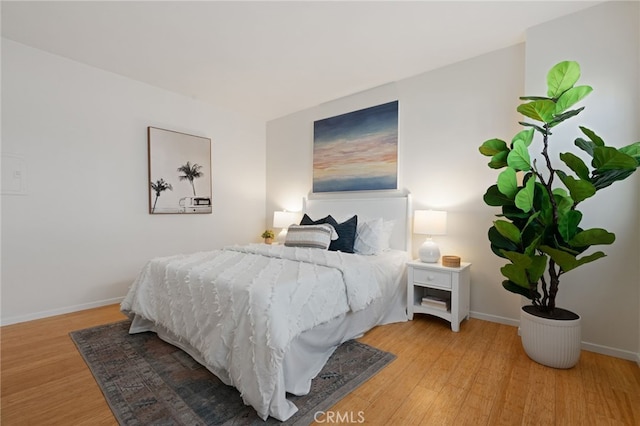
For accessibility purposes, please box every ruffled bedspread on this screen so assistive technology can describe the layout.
[120,244,386,421]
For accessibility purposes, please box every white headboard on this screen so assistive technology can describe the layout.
[302,192,412,251]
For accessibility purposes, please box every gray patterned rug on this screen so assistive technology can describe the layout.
[70,320,394,425]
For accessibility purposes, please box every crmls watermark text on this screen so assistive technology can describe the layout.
[314,410,365,423]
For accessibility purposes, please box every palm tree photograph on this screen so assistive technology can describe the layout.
[147,127,212,214]
[177,161,203,196]
[150,178,173,213]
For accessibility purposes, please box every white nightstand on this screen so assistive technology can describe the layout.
[407,259,471,332]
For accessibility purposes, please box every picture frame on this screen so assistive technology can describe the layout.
[313,101,399,193]
[148,126,212,214]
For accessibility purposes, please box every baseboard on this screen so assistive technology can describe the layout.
[469,311,640,363]
[0,297,124,326]
[469,311,520,327]
[580,341,639,362]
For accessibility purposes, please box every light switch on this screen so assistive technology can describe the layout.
[2,154,28,195]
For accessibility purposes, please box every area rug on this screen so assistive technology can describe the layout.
[70,320,395,425]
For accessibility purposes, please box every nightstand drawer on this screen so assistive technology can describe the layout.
[413,268,451,289]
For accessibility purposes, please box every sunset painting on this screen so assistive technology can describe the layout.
[313,101,398,193]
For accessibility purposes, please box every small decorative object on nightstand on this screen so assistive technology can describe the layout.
[407,259,471,332]
[261,229,275,244]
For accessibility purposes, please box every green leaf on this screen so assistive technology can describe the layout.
[552,187,570,198]
[501,205,533,220]
[540,245,607,273]
[528,255,548,283]
[497,168,518,198]
[575,137,597,157]
[488,150,509,169]
[547,61,581,98]
[517,100,556,123]
[515,176,535,212]
[560,152,590,180]
[555,86,592,114]
[592,146,638,171]
[501,250,532,267]
[619,141,640,161]
[502,280,536,299]
[569,228,615,247]
[548,107,585,128]
[479,138,508,156]
[556,170,596,203]
[512,128,535,148]
[553,189,574,217]
[507,140,531,171]
[489,226,519,258]
[534,182,555,225]
[524,233,543,256]
[501,263,529,288]
[558,210,582,242]
[579,126,604,147]
[494,220,521,244]
[591,168,637,190]
[519,96,552,101]
[519,121,548,135]
[483,185,515,207]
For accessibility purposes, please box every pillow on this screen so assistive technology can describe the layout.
[284,224,336,250]
[354,218,395,254]
[299,214,358,253]
[381,219,395,250]
[354,217,385,255]
[300,213,329,226]
[326,215,357,253]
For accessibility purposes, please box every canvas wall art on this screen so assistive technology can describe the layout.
[148,127,212,214]
[313,101,398,193]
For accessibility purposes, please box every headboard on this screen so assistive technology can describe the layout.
[302,192,412,252]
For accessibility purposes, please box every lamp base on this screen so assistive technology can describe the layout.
[277,229,288,244]
[419,239,440,263]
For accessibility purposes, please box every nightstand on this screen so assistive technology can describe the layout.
[407,259,471,332]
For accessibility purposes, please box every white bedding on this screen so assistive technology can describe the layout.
[121,243,408,421]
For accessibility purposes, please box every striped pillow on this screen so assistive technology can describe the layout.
[284,224,336,250]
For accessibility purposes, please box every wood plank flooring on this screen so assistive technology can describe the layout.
[1,304,638,425]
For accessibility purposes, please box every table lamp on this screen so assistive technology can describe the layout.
[273,211,299,243]
[413,210,447,263]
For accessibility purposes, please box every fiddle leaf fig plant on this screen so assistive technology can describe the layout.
[479,61,640,315]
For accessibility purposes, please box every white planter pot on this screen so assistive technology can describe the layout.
[520,305,581,369]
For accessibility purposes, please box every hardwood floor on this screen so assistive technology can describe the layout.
[1,305,638,425]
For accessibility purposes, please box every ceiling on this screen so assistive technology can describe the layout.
[2,1,603,121]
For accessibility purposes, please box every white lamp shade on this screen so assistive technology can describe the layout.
[273,211,299,229]
[413,210,447,235]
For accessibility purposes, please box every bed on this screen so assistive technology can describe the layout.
[120,193,412,421]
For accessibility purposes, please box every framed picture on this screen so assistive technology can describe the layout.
[148,126,212,214]
[313,100,398,193]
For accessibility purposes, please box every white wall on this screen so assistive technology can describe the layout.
[266,1,639,359]
[524,0,639,359]
[1,39,266,324]
[267,44,527,324]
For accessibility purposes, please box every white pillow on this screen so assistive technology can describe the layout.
[354,218,395,255]
[284,224,337,249]
[381,219,395,250]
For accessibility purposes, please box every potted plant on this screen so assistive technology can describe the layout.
[479,61,640,368]
[261,229,275,244]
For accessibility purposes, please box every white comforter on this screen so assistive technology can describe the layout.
[120,244,398,421]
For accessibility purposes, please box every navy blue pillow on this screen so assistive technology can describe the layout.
[300,214,329,226]
[300,214,357,253]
